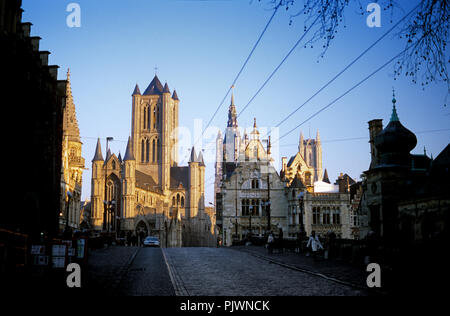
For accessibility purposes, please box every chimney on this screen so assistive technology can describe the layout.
[39,51,50,66]
[29,36,41,51]
[368,119,383,168]
[337,173,349,193]
[21,22,32,37]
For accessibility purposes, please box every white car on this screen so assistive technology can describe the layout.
[143,236,160,247]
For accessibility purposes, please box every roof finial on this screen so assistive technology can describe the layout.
[254,117,257,128]
[390,88,399,122]
[154,65,158,76]
[231,85,235,105]
[424,146,427,156]
[392,87,397,105]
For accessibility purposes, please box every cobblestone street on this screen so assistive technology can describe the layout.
[163,247,370,296]
[86,246,371,296]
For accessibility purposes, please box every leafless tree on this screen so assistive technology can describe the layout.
[255,0,449,101]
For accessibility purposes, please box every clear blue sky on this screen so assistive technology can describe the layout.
[22,0,449,203]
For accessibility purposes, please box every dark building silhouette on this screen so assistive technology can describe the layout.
[362,92,449,293]
[1,0,67,240]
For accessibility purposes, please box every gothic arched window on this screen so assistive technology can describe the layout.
[146,139,150,163]
[147,106,151,130]
[181,196,185,208]
[156,106,160,129]
[141,139,145,162]
[143,107,147,130]
[157,139,161,162]
[152,139,156,162]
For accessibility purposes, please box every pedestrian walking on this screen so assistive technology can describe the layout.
[267,232,274,254]
[306,231,323,260]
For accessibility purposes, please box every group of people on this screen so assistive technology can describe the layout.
[266,229,328,260]
[125,231,146,247]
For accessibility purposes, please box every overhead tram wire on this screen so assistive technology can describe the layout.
[277,128,450,147]
[273,46,414,145]
[263,2,422,139]
[192,1,283,149]
[237,13,322,119]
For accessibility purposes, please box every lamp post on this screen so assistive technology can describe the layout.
[103,137,114,231]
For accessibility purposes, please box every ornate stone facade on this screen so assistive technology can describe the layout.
[90,75,216,247]
[60,69,84,232]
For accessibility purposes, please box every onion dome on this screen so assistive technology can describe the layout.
[374,91,417,166]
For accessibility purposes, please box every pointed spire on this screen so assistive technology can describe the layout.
[198,151,205,166]
[390,88,400,122]
[189,147,198,163]
[63,68,81,142]
[316,130,321,143]
[163,82,170,94]
[254,118,257,129]
[231,85,235,106]
[132,84,141,95]
[322,169,330,184]
[143,75,164,95]
[227,86,238,128]
[92,138,104,162]
[124,137,135,161]
[172,89,179,101]
[118,152,122,163]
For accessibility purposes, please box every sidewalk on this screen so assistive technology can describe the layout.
[86,246,140,295]
[232,245,374,292]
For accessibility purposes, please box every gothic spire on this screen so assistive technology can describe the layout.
[189,147,198,163]
[63,68,81,142]
[123,136,135,161]
[227,86,238,128]
[132,83,141,96]
[92,138,104,162]
[197,151,205,166]
[163,82,171,94]
[322,169,330,183]
[172,89,179,101]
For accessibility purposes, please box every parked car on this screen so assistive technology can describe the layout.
[143,236,160,247]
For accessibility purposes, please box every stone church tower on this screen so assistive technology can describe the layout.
[90,75,215,247]
[61,69,85,231]
[281,131,323,187]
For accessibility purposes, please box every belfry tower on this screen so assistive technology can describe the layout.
[131,75,180,193]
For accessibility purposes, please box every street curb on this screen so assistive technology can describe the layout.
[114,247,141,294]
[162,248,189,296]
[233,248,387,296]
